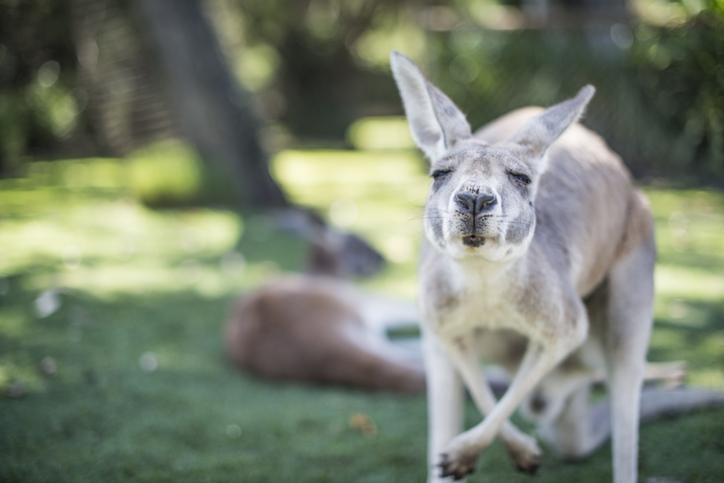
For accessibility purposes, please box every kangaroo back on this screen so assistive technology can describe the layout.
[225,277,425,393]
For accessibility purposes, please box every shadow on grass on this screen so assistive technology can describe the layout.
[654,299,724,334]
[649,300,724,392]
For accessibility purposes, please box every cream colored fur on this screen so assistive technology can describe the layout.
[390,51,723,483]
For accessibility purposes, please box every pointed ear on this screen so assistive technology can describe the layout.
[509,85,595,162]
[390,51,471,159]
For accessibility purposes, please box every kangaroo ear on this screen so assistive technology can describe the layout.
[390,51,471,160]
[509,85,595,162]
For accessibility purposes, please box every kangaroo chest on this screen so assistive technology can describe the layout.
[431,278,530,340]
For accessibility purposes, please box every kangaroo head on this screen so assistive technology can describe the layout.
[306,229,386,278]
[390,51,594,262]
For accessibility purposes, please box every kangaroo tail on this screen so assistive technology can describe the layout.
[640,387,724,423]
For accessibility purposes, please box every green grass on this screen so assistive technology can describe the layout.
[1,150,723,482]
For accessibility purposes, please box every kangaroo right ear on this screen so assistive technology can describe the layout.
[390,51,471,160]
[508,85,595,163]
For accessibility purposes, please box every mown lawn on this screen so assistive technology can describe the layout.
[1,150,723,482]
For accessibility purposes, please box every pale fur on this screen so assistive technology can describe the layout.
[390,51,724,483]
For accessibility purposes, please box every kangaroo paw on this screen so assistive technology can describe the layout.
[437,434,485,481]
[511,447,541,474]
[506,432,542,474]
[438,452,477,481]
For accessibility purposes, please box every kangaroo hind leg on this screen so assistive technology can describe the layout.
[537,382,612,460]
[603,232,656,483]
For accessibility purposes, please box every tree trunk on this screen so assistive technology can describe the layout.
[134,0,288,208]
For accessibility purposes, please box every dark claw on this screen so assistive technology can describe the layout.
[509,448,542,475]
[514,458,541,475]
[438,454,475,480]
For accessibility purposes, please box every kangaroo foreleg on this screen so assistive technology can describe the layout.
[439,337,581,480]
[440,337,542,475]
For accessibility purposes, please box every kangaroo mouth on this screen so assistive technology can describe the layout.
[462,235,485,247]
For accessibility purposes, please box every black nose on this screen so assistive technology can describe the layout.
[455,192,497,214]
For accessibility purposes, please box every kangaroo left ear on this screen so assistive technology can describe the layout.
[509,85,595,162]
[390,51,471,160]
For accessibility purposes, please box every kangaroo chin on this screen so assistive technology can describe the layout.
[390,51,724,483]
[461,235,484,247]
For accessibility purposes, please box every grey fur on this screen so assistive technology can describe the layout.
[391,51,723,483]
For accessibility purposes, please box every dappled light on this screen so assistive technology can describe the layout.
[2,0,724,481]
[2,142,724,372]
[0,122,724,480]
[2,119,724,481]
[347,117,415,151]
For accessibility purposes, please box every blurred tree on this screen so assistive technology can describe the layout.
[629,9,724,179]
[0,0,288,208]
[216,0,410,140]
[1,0,723,186]
[134,0,288,208]
[0,0,96,174]
[72,0,180,160]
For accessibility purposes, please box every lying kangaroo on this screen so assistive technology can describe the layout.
[225,226,426,393]
[390,51,724,483]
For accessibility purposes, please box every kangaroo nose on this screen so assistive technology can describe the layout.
[475,193,496,212]
[455,192,497,213]
[455,193,475,213]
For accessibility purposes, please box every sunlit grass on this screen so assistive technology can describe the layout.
[639,188,724,389]
[272,148,430,297]
[1,145,723,482]
[0,195,248,299]
[347,117,415,151]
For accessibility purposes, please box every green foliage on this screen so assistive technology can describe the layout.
[0,0,84,172]
[427,11,723,184]
[630,11,724,180]
[3,0,722,188]
[210,0,413,140]
[207,0,724,184]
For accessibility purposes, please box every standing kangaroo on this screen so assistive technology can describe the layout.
[390,51,724,483]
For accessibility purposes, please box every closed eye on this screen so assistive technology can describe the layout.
[509,172,531,185]
[431,170,452,180]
